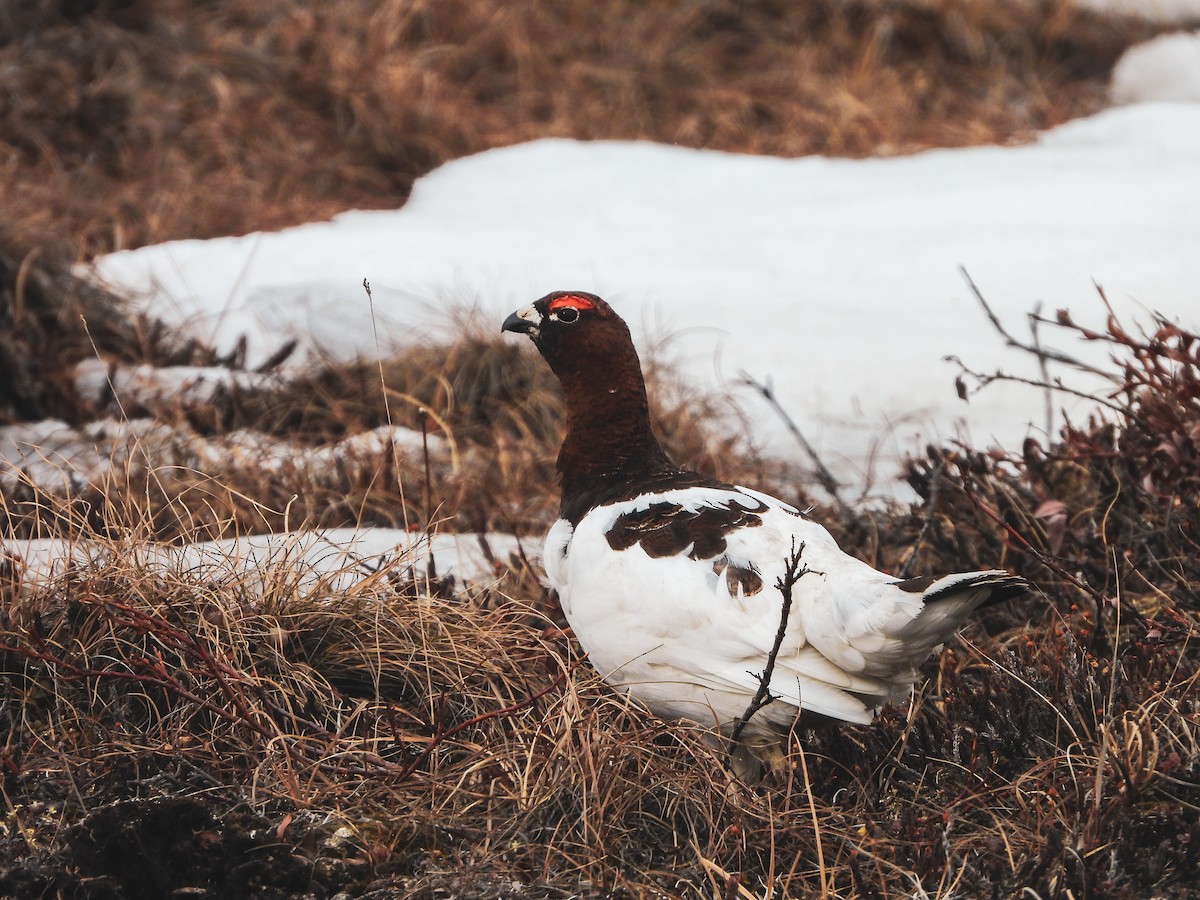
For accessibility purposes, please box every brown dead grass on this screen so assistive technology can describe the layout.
[2,290,1199,897]
[2,2,1198,896]
[1,0,1160,257]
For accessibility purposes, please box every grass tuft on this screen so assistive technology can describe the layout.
[2,2,1197,895]
[2,259,1199,895]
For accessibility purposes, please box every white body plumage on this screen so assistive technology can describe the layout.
[545,485,1016,737]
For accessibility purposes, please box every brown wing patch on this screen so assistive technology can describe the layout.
[721,562,764,596]
[606,497,767,560]
[894,575,938,593]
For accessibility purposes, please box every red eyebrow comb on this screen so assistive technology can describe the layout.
[547,294,596,312]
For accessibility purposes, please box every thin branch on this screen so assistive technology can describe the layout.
[1028,301,1054,439]
[945,356,1142,426]
[959,267,1117,381]
[729,539,813,747]
[737,372,846,511]
[395,660,582,779]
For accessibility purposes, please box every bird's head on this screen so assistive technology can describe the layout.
[501,291,633,376]
[501,290,678,510]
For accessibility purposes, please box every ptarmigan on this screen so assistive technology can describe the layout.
[503,290,1028,773]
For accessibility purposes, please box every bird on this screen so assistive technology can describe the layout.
[502,290,1029,775]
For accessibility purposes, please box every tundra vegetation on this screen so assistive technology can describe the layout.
[1,1,1196,897]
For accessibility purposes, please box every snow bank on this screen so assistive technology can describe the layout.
[2,529,527,598]
[1078,0,1200,23]
[73,359,284,408]
[90,104,1200,495]
[1111,31,1200,104]
[0,417,447,494]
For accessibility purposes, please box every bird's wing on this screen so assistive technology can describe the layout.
[552,485,1027,727]
[554,486,908,723]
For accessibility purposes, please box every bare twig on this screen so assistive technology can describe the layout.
[945,356,1141,426]
[729,539,812,747]
[394,659,582,779]
[959,267,1116,381]
[1028,301,1054,438]
[737,372,846,510]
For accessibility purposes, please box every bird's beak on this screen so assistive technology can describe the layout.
[502,304,542,336]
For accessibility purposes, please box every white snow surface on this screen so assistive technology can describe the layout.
[1111,31,1200,103]
[73,358,284,408]
[90,103,1200,496]
[3,529,526,598]
[1078,0,1200,22]
[0,416,448,494]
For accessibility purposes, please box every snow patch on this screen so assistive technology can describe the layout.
[0,418,447,494]
[74,359,284,407]
[1077,0,1200,23]
[2,529,527,598]
[1111,31,1200,104]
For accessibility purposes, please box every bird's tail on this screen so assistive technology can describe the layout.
[919,570,1029,606]
[894,569,1030,647]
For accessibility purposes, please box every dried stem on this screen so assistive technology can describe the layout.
[729,539,812,748]
[737,372,846,511]
[959,267,1116,381]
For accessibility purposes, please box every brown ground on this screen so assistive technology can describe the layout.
[2,2,1198,898]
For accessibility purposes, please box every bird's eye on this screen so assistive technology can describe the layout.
[555,306,580,323]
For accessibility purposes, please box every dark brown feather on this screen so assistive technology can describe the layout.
[605,497,767,560]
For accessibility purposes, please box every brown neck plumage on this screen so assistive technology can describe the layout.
[544,331,688,523]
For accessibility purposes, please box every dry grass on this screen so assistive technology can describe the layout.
[1,0,1160,257]
[2,1,1198,896]
[2,279,1199,896]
